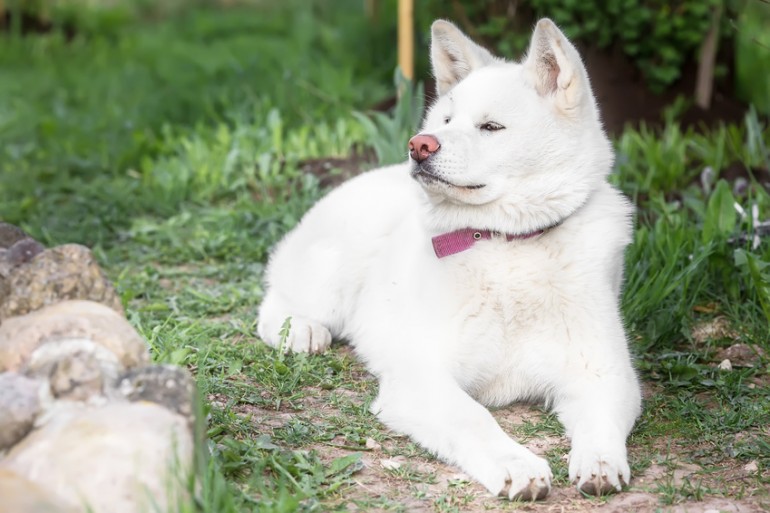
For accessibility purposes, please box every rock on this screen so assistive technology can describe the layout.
[380,458,403,471]
[118,365,196,425]
[5,238,46,268]
[0,468,74,513]
[743,460,758,473]
[715,343,766,368]
[36,341,115,401]
[0,233,45,310]
[718,359,732,371]
[0,402,193,513]
[0,222,29,249]
[0,244,123,321]
[0,300,149,373]
[0,372,43,450]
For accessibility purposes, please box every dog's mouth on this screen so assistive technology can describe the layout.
[411,165,486,190]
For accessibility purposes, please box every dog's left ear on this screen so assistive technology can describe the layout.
[524,19,589,112]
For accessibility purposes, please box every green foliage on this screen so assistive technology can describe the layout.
[701,179,737,242]
[615,111,770,347]
[734,249,770,322]
[428,0,719,92]
[532,0,717,92]
[0,1,390,246]
[353,69,425,166]
[735,0,770,114]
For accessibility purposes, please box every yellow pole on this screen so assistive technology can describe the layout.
[398,0,414,81]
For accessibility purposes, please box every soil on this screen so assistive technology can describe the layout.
[580,43,748,136]
[299,149,376,189]
[287,402,769,513]
[223,347,770,513]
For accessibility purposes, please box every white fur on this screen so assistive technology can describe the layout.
[258,19,641,500]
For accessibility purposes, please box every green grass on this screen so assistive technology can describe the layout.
[2,2,770,512]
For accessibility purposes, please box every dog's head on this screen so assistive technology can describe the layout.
[410,19,613,234]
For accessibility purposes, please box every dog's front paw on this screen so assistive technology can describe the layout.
[475,452,552,501]
[257,316,332,354]
[568,445,630,496]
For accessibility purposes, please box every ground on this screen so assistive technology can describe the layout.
[206,343,769,513]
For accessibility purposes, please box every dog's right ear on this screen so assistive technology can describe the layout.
[431,20,497,96]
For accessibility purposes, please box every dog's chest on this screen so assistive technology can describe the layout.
[446,241,572,404]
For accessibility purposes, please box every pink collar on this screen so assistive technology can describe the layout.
[431,228,544,259]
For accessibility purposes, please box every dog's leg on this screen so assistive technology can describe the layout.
[374,372,552,500]
[554,370,641,496]
[257,226,349,354]
[257,292,332,353]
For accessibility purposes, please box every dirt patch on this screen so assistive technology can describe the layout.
[256,393,770,512]
[299,149,376,189]
[580,44,747,136]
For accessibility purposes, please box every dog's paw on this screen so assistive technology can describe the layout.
[476,453,552,501]
[568,446,630,496]
[257,316,332,354]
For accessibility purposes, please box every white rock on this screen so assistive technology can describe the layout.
[717,359,732,371]
[380,458,402,471]
[743,460,759,473]
[0,402,193,513]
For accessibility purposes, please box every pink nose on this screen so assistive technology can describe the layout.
[408,134,440,163]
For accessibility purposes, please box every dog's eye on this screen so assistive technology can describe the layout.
[444,116,451,124]
[479,121,505,132]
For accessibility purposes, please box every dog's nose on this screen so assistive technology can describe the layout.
[408,134,440,163]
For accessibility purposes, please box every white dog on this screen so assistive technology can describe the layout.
[258,18,641,500]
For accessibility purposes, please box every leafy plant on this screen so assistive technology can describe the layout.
[353,69,425,166]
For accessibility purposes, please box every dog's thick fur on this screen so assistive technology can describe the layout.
[258,19,641,500]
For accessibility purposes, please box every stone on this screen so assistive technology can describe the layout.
[118,365,196,426]
[0,222,29,249]
[0,244,123,321]
[718,359,733,371]
[0,300,149,373]
[715,343,766,368]
[0,469,74,513]
[0,372,43,450]
[0,232,45,307]
[743,460,759,473]
[37,341,114,401]
[0,402,193,513]
[6,238,46,267]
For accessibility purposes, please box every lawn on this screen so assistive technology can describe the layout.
[1,1,769,512]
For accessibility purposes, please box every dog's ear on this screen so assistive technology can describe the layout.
[431,20,497,96]
[524,19,589,112]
